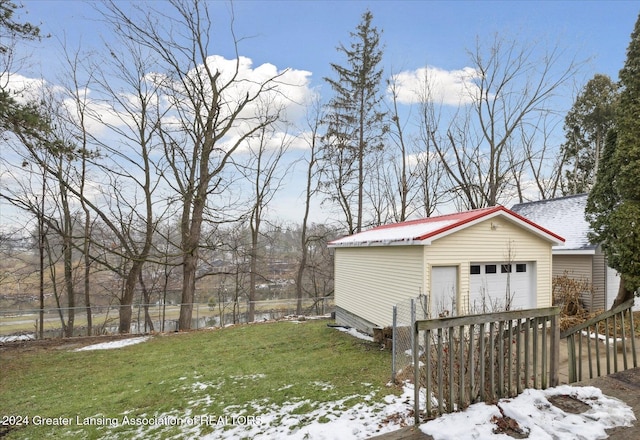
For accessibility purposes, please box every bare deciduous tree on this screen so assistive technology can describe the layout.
[101,0,283,330]
[238,99,290,322]
[422,36,582,208]
[295,98,322,315]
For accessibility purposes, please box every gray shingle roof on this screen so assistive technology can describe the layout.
[511,194,595,253]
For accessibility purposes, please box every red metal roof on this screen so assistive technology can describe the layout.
[329,205,565,247]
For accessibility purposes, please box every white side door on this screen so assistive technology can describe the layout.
[431,266,458,318]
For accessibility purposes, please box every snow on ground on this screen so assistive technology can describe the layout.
[421,385,635,440]
[201,385,414,440]
[333,325,375,342]
[90,382,634,440]
[73,336,151,351]
[0,333,36,343]
[103,383,414,440]
[581,330,626,346]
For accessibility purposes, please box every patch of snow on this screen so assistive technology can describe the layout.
[421,385,635,440]
[231,373,266,382]
[0,333,36,343]
[333,326,374,342]
[288,315,332,324]
[581,330,627,346]
[191,381,223,391]
[311,381,335,391]
[73,336,150,351]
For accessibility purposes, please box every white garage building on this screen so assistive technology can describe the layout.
[329,206,564,334]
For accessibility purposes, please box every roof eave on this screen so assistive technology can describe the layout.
[329,238,430,248]
[553,249,597,255]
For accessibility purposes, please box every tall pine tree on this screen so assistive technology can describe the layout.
[586,13,640,308]
[561,74,618,195]
[321,10,387,234]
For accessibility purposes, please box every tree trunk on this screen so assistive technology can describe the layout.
[119,304,132,334]
[248,240,257,323]
[118,262,143,333]
[611,276,634,310]
[248,208,261,323]
[83,210,92,336]
[61,177,75,338]
[179,250,198,330]
[63,237,75,338]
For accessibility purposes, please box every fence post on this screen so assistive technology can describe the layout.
[550,311,559,387]
[411,298,416,363]
[392,306,397,384]
[413,317,420,426]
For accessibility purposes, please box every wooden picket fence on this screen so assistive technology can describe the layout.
[413,307,560,422]
[412,299,640,424]
[560,298,638,383]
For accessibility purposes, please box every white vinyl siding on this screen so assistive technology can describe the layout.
[424,218,552,314]
[334,245,424,328]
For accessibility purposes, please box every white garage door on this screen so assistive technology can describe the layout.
[468,262,535,313]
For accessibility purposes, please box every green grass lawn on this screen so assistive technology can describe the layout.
[0,319,398,439]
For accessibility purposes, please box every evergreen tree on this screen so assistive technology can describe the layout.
[0,0,40,53]
[586,130,619,244]
[322,10,387,234]
[0,0,44,137]
[586,14,640,307]
[561,74,618,195]
[616,15,640,201]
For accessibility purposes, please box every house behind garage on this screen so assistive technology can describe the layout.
[511,194,622,312]
[329,206,565,335]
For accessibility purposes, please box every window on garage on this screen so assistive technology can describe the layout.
[485,264,497,274]
[516,263,527,273]
[501,264,512,273]
[470,265,481,275]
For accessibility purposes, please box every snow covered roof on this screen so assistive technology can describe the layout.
[328,206,564,247]
[511,194,595,254]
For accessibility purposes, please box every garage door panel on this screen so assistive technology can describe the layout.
[469,262,534,312]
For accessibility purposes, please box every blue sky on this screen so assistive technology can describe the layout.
[19,1,639,90]
[5,1,640,226]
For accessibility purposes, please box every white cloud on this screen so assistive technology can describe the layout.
[389,66,481,106]
[149,55,315,154]
[0,73,48,101]
[196,55,313,120]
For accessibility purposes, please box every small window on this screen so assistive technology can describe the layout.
[501,264,512,273]
[485,265,497,274]
[516,263,527,273]
[470,265,481,275]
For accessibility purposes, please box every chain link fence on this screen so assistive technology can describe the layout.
[391,294,429,384]
[0,297,334,341]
